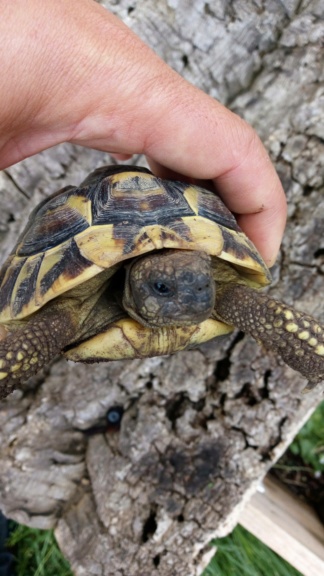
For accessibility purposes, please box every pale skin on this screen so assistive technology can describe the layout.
[0,0,286,266]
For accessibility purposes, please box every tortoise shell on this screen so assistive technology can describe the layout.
[0,166,271,323]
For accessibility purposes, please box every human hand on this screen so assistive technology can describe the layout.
[0,0,286,266]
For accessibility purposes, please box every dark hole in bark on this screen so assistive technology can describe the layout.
[204,3,216,17]
[238,382,258,405]
[314,248,324,258]
[142,510,157,542]
[182,54,189,67]
[303,185,313,196]
[262,369,272,397]
[214,356,231,381]
[193,399,205,412]
[165,393,187,425]
[153,554,160,567]
[214,332,245,382]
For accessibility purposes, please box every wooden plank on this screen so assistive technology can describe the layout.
[239,475,324,576]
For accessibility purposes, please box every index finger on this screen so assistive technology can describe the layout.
[145,86,287,267]
[210,118,287,267]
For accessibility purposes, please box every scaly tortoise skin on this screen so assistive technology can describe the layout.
[0,165,323,398]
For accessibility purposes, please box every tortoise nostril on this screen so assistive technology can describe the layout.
[197,282,211,292]
[196,280,211,293]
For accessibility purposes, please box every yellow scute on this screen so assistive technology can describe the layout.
[67,195,92,224]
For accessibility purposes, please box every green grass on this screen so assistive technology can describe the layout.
[4,402,323,576]
[202,525,302,576]
[6,524,73,576]
[289,402,324,472]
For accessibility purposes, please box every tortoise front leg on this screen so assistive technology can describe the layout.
[215,284,324,387]
[0,308,76,399]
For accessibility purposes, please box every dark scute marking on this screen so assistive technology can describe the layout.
[162,179,188,197]
[79,164,152,188]
[40,239,92,296]
[166,219,192,242]
[112,222,139,255]
[13,186,77,256]
[12,254,44,317]
[13,166,151,256]
[91,174,195,227]
[18,190,90,257]
[13,187,69,251]
[113,218,193,257]
[0,255,13,292]
[197,186,239,231]
[0,257,27,313]
[222,227,264,267]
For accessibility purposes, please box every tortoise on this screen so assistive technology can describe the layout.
[0,164,323,399]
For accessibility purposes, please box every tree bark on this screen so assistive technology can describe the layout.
[0,1,323,575]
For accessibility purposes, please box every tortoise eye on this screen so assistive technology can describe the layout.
[153,282,172,296]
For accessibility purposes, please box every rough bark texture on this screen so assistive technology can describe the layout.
[0,1,323,575]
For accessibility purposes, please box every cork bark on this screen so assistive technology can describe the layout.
[0,1,323,575]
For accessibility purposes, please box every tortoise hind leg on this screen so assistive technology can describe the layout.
[0,308,76,399]
[215,284,324,387]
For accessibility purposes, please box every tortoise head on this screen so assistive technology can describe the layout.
[122,250,215,327]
